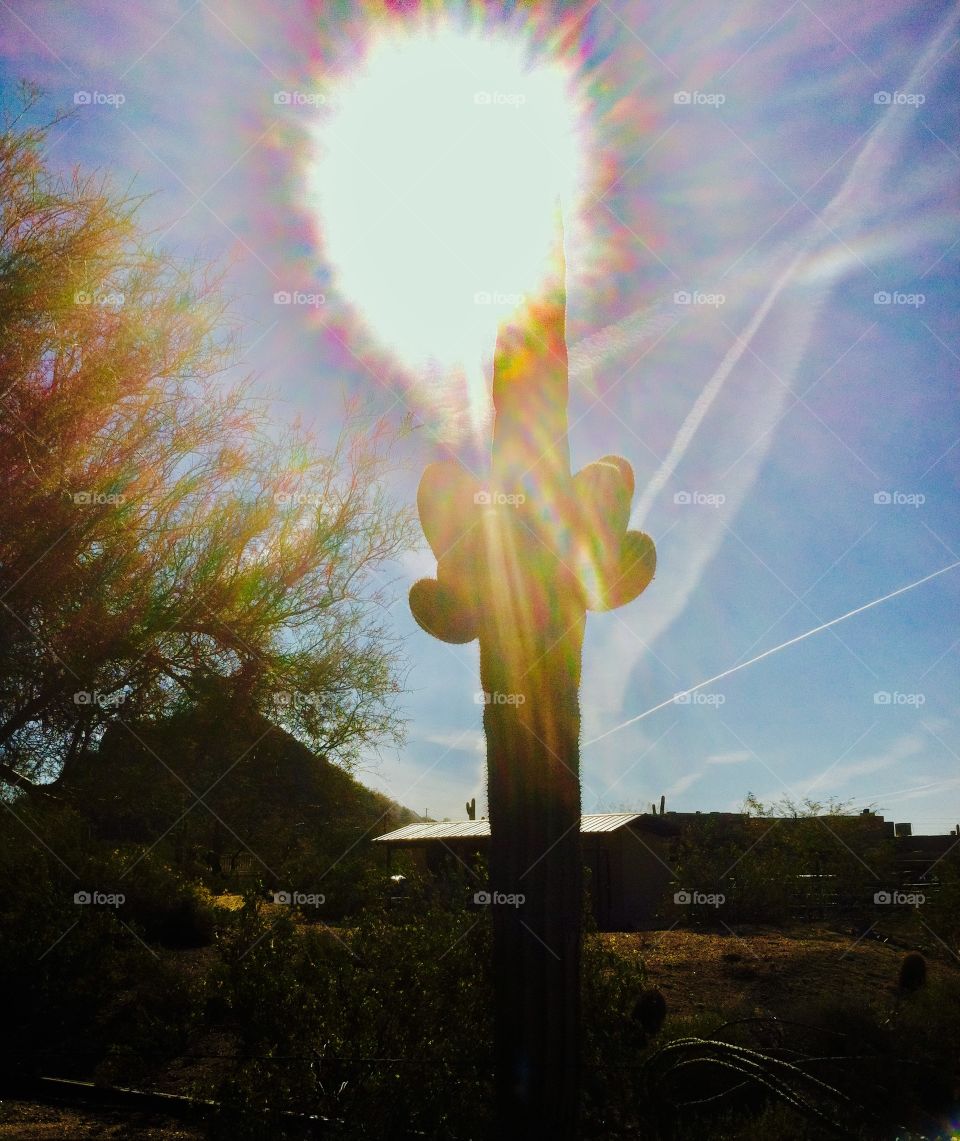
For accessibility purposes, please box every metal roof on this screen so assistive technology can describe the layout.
[582,812,645,833]
[373,813,644,844]
[374,820,490,843]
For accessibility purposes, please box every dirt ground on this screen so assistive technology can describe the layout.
[0,1100,203,1139]
[605,923,942,1020]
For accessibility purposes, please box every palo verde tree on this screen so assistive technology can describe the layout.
[0,89,415,797]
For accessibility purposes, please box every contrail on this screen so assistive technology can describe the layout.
[630,245,809,528]
[584,560,960,748]
[569,5,960,534]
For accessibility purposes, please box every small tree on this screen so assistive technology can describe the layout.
[0,88,415,797]
[667,795,897,924]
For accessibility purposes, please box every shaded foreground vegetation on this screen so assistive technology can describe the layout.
[2,795,960,1140]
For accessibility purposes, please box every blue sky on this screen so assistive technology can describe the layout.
[3,0,958,832]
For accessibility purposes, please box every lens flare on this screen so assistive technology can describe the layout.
[307,23,589,377]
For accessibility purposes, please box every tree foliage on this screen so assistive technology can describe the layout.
[0,89,415,794]
[667,794,898,924]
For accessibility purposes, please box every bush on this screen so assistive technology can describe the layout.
[209,895,661,1140]
[581,932,649,1136]
[209,894,493,1140]
[0,799,219,1083]
[105,854,216,948]
[0,802,190,1076]
[278,840,388,921]
[666,978,960,1137]
[897,951,927,992]
[663,799,898,927]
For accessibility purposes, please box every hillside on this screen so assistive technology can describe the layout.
[50,705,418,857]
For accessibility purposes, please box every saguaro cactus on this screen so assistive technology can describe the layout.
[409,217,656,1140]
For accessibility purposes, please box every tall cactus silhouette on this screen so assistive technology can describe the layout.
[409,214,656,1140]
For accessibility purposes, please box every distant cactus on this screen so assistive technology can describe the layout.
[632,987,668,1035]
[898,951,927,992]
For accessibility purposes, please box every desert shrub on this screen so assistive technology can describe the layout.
[897,950,927,992]
[209,894,663,1140]
[664,800,898,926]
[633,988,667,1035]
[701,979,960,1136]
[92,956,208,1086]
[581,932,650,1136]
[278,841,389,921]
[886,970,960,1115]
[0,798,221,1085]
[103,852,217,948]
[209,894,493,1140]
[0,801,186,1076]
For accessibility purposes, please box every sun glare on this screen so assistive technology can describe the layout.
[309,24,587,374]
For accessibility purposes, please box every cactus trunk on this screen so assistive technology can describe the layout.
[408,212,656,1141]
[480,220,583,1140]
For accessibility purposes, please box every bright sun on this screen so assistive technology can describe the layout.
[309,24,587,373]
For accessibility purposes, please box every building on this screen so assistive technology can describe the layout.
[373,809,957,931]
[374,812,686,930]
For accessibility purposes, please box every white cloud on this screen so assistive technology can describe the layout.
[400,545,436,583]
[423,728,486,754]
[804,732,925,795]
[665,770,703,799]
[706,750,753,765]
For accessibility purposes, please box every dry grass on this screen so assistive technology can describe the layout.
[603,924,956,1020]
